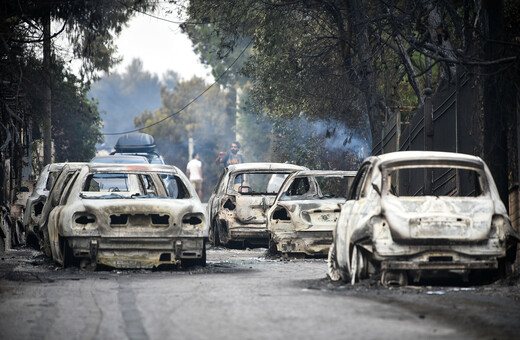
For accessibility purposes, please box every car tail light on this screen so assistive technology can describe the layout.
[74,213,96,227]
[182,213,205,228]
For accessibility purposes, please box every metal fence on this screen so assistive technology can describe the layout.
[372,72,483,197]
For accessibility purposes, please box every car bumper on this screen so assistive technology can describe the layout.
[67,236,204,268]
[271,231,332,255]
[228,226,269,243]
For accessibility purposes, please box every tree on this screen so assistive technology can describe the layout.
[134,77,235,201]
[185,0,520,204]
[88,58,172,149]
[1,0,157,165]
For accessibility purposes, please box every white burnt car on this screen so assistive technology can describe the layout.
[267,170,356,256]
[45,163,207,269]
[328,151,519,286]
[207,163,307,247]
[23,163,66,248]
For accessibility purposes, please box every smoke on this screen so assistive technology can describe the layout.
[270,116,371,162]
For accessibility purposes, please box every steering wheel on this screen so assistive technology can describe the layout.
[109,187,120,192]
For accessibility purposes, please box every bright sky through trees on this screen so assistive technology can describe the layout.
[114,13,213,82]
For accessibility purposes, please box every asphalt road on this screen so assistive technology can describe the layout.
[0,246,519,340]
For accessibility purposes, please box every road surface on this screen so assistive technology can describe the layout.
[0,246,519,339]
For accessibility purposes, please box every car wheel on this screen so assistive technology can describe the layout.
[210,221,220,247]
[79,258,97,271]
[197,240,207,267]
[60,237,77,268]
[268,235,278,255]
[349,245,368,285]
[327,242,345,281]
[41,227,52,258]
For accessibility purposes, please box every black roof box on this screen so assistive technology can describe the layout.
[114,133,156,153]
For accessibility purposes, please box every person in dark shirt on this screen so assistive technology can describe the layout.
[216,141,244,166]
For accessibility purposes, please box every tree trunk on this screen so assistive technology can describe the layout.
[345,0,383,152]
[42,12,52,166]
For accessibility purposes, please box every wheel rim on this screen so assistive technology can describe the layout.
[350,246,358,285]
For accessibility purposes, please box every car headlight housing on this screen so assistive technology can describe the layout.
[489,215,507,239]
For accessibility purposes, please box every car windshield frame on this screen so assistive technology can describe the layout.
[380,160,490,198]
[228,170,297,195]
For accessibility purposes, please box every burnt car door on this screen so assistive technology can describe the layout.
[336,163,374,268]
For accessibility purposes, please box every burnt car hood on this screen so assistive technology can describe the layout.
[235,195,276,224]
[382,195,494,241]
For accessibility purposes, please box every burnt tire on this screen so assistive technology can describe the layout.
[210,222,220,247]
[197,240,207,267]
[268,235,278,255]
[60,237,78,268]
[327,242,345,281]
[41,227,52,258]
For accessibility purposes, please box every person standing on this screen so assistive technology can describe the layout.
[186,152,203,198]
[216,141,244,166]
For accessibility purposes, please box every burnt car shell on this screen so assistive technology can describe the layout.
[207,163,307,247]
[46,163,207,269]
[268,170,356,256]
[23,163,66,247]
[329,151,519,286]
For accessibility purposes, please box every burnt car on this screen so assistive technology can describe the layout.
[23,163,86,248]
[328,151,519,286]
[44,163,206,269]
[267,170,356,256]
[38,163,89,257]
[23,163,65,247]
[207,163,307,247]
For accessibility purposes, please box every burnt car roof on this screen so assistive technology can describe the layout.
[372,151,484,168]
[226,162,307,173]
[85,163,179,173]
[289,170,358,177]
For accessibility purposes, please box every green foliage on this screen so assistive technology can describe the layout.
[51,64,103,162]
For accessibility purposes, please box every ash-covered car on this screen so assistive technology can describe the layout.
[328,151,519,286]
[44,163,207,270]
[207,163,307,247]
[267,170,356,256]
[23,163,86,248]
[23,163,65,248]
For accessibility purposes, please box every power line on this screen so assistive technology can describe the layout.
[103,38,253,136]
